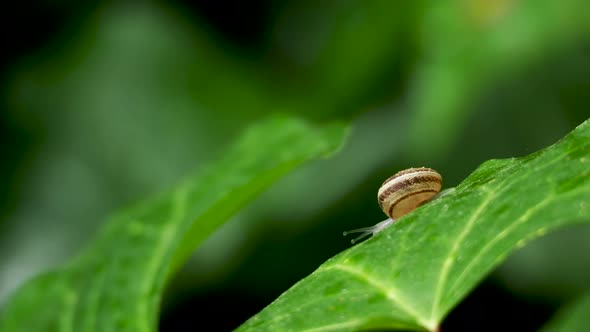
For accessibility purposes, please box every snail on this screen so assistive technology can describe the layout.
[343,167,443,244]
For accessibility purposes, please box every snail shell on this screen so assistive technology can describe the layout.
[343,167,443,244]
[378,167,442,219]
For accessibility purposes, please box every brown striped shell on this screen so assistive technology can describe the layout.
[343,167,443,244]
[377,167,442,219]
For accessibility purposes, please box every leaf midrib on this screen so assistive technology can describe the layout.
[430,143,583,322]
[320,263,434,330]
[430,188,497,321]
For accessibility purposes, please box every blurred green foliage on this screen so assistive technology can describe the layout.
[0,115,347,332]
[1,0,589,331]
[237,119,590,332]
[542,293,590,332]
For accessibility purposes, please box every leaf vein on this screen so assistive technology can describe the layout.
[446,194,555,300]
[430,189,496,320]
[136,186,189,331]
[300,319,363,332]
[323,263,430,328]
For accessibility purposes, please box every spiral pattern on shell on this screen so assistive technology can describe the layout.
[377,167,442,219]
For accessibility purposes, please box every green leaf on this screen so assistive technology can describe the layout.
[0,115,349,332]
[237,118,590,332]
[541,294,590,332]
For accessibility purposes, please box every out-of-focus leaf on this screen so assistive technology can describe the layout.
[541,294,590,332]
[0,115,349,332]
[409,0,590,158]
[495,223,590,301]
[273,1,421,118]
[237,118,590,332]
[0,1,282,303]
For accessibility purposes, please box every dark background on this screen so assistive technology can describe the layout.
[1,1,589,331]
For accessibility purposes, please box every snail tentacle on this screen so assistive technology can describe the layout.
[343,218,394,244]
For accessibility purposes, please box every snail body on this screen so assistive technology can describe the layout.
[343,167,443,244]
